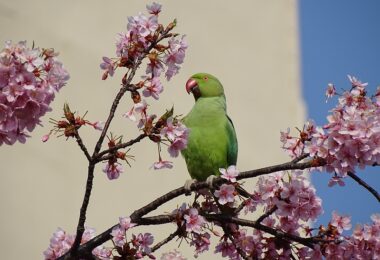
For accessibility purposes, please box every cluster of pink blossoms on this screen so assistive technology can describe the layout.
[0,41,69,145]
[102,135,135,180]
[212,171,323,259]
[160,249,187,260]
[101,2,187,98]
[166,169,324,259]
[320,213,380,259]
[281,75,380,182]
[214,165,240,205]
[171,204,211,257]
[100,3,188,176]
[253,171,323,224]
[44,227,111,260]
[160,117,189,158]
[110,217,156,259]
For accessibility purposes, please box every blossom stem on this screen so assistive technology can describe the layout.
[74,131,91,161]
[256,205,278,224]
[347,172,380,202]
[95,133,147,162]
[205,214,316,248]
[150,228,182,253]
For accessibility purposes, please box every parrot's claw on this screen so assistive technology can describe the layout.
[206,175,218,189]
[184,179,197,195]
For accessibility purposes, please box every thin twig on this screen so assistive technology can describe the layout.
[151,229,182,253]
[74,132,91,161]
[93,30,174,157]
[256,205,277,224]
[205,214,315,248]
[347,171,380,202]
[67,29,176,257]
[234,200,247,215]
[96,133,147,161]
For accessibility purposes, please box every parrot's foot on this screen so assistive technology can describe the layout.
[206,175,218,189]
[184,179,197,195]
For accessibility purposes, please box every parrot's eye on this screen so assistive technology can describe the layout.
[203,76,208,81]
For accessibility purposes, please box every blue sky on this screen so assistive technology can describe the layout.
[299,1,380,228]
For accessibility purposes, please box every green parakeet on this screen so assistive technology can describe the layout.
[181,72,238,185]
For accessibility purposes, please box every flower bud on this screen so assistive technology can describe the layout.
[131,91,141,104]
[63,103,75,123]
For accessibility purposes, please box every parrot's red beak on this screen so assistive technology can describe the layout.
[186,78,198,94]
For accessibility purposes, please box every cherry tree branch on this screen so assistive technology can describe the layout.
[256,205,278,224]
[95,133,147,162]
[74,132,92,162]
[58,156,323,259]
[347,171,380,202]
[59,153,380,259]
[204,214,329,249]
[70,164,96,254]
[150,229,182,253]
[291,153,309,163]
[67,27,179,257]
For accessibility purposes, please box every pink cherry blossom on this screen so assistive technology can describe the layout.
[115,32,131,57]
[102,162,124,180]
[146,2,162,15]
[328,176,345,187]
[127,13,158,38]
[325,83,336,101]
[164,36,188,80]
[119,216,137,230]
[161,118,187,141]
[42,134,50,142]
[236,229,255,253]
[160,249,186,260]
[219,165,239,183]
[183,208,206,234]
[137,233,154,253]
[215,240,237,259]
[283,76,380,181]
[123,100,148,122]
[146,59,164,77]
[44,227,110,260]
[110,226,126,247]
[214,184,235,205]
[243,198,257,214]
[88,121,105,131]
[151,159,173,170]
[100,57,115,80]
[0,41,69,146]
[190,232,210,257]
[348,74,368,88]
[161,119,189,157]
[143,77,163,100]
[104,5,187,86]
[92,247,112,260]
[331,211,352,233]
[168,136,188,157]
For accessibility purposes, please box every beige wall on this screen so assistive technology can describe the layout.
[0,1,304,259]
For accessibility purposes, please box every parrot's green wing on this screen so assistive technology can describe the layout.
[226,115,238,166]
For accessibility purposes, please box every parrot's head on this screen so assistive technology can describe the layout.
[185,73,224,101]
